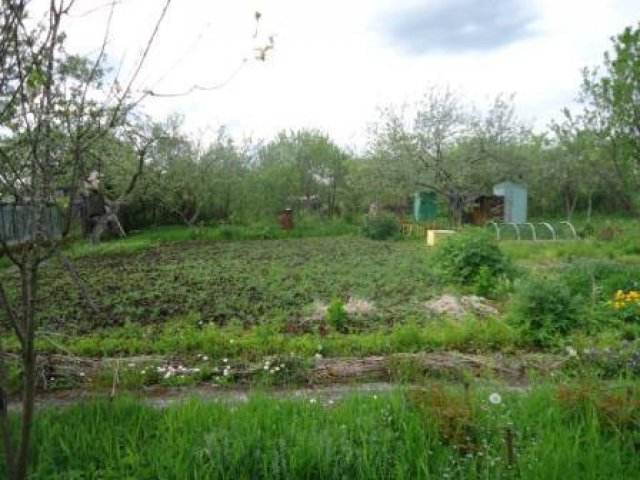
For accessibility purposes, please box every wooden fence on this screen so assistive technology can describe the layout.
[0,203,61,246]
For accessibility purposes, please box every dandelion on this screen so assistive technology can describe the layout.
[489,393,502,405]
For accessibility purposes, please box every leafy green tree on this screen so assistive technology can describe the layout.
[575,23,640,212]
[251,129,348,218]
[366,88,531,225]
[0,2,171,478]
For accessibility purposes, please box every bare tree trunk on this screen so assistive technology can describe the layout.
[0,335,16,480]
[564,187,578,221]
[13,262,37,480]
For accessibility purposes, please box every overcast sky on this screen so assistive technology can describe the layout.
[59,0,640,150]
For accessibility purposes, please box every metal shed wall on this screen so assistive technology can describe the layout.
[412,190,438,221]
[492,181,527,223]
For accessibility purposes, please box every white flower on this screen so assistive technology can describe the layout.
[566,346,578,357]
[223,358,228,363]
[202,356,208,361]
[263,365,269,371]
[309,398,317,404]
[314,353,323,360]
[223,368,230,377]
[79,372,85,377]
[140,370,146,375]
[489,393,502,405]
[274,366,280,372]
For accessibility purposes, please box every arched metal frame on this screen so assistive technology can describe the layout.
[538,222,556,240]
[523,222,536,241]
[559,221,577,240]
[507,222,520,240]
[487,221,500,240]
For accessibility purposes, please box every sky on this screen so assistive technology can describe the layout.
[55,0,640,151]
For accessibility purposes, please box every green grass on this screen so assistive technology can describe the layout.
[12,315,516,358]
[5,382,638,479]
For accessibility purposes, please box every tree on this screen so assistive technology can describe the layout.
[0,2,171,478]
[367,88,530,225]
[550,110,605,220]
[575,23,640,212]
[251,130,348,217]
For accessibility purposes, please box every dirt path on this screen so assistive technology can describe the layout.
[9,380,532,412]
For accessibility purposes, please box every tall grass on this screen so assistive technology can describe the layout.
[66,215,359,259]
[6,383,639,479]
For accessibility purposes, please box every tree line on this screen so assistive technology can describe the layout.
[111,23,640,229]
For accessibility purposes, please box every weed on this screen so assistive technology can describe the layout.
[434,229,513,285]
[325,298,348,332]
[507,276,584,347]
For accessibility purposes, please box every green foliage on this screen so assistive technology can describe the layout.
[325,298,348,332]
[8,384,640,479]
[560,259,640,303]
[433,230,512,285]
[508,277,584,347]
[362,213,400,240]
[473,265,495,298]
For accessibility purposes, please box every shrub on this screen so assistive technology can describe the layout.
[433,230,512,286]
[474,265,495,297]
[326,298,349,332]
[363,213,400,240]
[507,277,583,347]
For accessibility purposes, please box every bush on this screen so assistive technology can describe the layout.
[326,298,349,332]
[362,213,400,240]
[432,230,512,286]
[507,277,583,347]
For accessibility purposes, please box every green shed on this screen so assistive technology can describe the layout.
[492,181,527,223]
[412,189,438,221]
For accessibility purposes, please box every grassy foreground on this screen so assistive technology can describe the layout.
[6,382,639,479]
